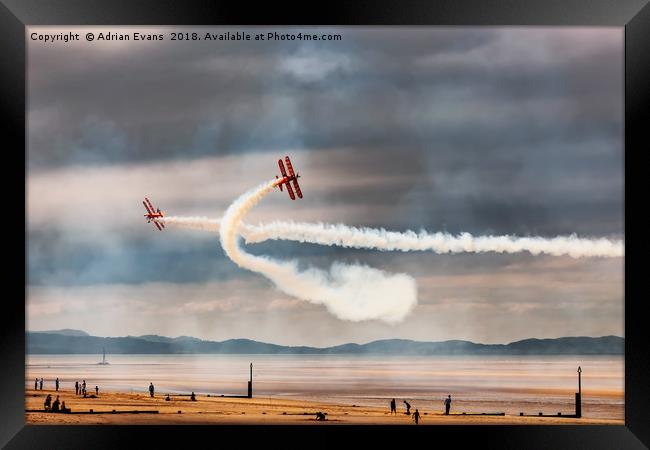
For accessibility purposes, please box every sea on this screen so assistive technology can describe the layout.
[26,354,623,419]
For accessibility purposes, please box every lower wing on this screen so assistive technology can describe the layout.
[292,179,303,199]
[286,183,296,200]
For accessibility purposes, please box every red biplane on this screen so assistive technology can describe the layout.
[275,156,303,200]
[143,197,165,231]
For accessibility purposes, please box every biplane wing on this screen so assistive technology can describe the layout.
[285,156,295,177]
[292,179,303,199]
[286,182,296,200]
[278,159,288,177]
[143,198,154,215]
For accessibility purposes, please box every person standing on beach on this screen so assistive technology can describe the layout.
[149,382,155,398]
[404,400,411,415]
[413,408,420,424]
[390,398,397,415]
[444,395,452,415]
[34,378,38,391]
[55,377,59,391]
[75,381,79,395]
[95,386,99,396]
[39,378,43,390]
[82,380,86,395]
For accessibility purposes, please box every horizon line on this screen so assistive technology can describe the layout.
[26,329,624,348]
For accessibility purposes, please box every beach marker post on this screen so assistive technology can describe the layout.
[248,362,253,398]
[575,366,582,418]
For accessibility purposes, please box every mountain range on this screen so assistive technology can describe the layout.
[27,330,624,355]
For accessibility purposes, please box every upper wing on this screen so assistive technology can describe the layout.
[145,198,157,214]
[292,179,303,199]
[154,221,163,231]
[285,156,295,177]
[286,182,296,200]
[143,199,154,214]
[278,159,287,177]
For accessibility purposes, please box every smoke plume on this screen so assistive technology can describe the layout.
[216,180,418,323]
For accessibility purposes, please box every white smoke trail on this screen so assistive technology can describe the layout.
[216,180,418,323]
[241,221,624,258]
[161,216,220,233]
[161,217,624,259]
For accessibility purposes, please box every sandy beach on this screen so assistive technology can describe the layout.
[25,388,623,425]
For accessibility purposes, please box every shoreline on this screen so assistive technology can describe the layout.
[25,388,624,425]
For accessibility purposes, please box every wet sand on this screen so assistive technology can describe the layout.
[25,388,623,425]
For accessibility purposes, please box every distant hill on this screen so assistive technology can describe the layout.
[26,332,624,355]
[31,329,89,337]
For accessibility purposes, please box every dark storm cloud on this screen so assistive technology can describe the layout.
[29,28,622,163]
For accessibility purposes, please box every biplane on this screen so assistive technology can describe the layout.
[275,156,303,200]
[143,197,165,231]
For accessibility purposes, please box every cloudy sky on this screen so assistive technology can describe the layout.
[26,27,624,346]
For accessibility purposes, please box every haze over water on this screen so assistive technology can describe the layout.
[26,354,623,419]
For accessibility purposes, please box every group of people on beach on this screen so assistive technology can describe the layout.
[74,379,99,397]
[390,395,453,424]
[43,394,70,413]
[34,377,99,397]
[34,377,62,392]
[34,376,105,414]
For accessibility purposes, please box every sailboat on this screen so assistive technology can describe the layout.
[97,347,109,365]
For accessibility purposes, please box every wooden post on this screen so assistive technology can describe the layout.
[578,366,582,394]
[576,366,582,418]
[247,363,253,398]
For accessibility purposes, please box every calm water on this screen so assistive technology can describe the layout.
[26,354,624,419]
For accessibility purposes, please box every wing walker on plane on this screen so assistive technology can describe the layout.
[143,197,165,231]
[275,155,303,200]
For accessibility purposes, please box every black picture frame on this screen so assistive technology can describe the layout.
[2,1,648,448]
